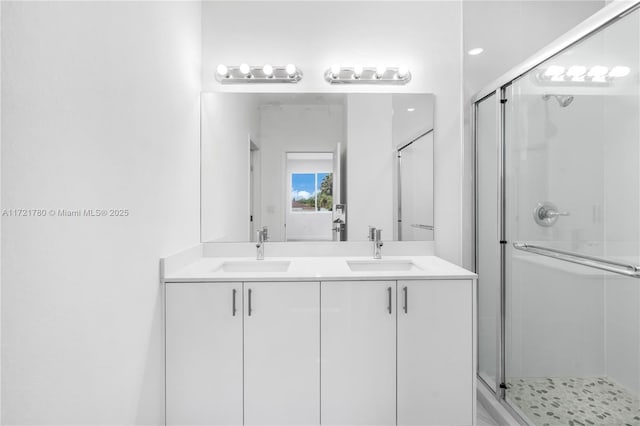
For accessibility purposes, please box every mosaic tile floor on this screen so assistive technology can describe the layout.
[507,377,640,426]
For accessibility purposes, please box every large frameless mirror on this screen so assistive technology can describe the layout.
[201,93,434,243]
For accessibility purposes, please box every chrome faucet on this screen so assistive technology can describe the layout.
[369,227,383,259]
[256,227,268,260]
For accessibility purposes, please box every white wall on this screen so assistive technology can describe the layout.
[1,2,201,424]
[508,257,605,378]
[202,0,464,263]
[201,93,257,242]
[347,95,394,240]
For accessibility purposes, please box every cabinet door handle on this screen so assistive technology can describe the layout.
[248,288,252,316]
[387,286,392,314]
[232,288,237,316]
[403,286,408,314]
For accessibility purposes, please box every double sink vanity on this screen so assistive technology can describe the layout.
[162,244,477,426]
[163,91,476,425]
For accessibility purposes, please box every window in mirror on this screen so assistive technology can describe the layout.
[286,152,336,241]
[291,172,333,212]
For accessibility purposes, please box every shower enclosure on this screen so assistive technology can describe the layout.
[474,2,640,425]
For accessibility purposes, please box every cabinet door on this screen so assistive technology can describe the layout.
[244,281,320,426]
[397,280,473,426]
[166,282,243,426]
[321,281,396,426]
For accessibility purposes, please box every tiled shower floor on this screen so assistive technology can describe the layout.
[507,377,640,426]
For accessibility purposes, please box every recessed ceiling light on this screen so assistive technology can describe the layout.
[468,48,484,56]
[407,108,416,112]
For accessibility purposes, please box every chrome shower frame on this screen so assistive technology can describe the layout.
[472,1,640,424]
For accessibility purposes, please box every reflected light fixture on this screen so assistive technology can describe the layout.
[536,64,632,86]
[325,65,411,85]
[467,47,484,56]
[215,63,303,84]
[609,66,630,77]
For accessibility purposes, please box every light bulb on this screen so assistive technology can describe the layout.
[397,65,409,78]
[375,65,386,78]
[544,65,565,77]
[330,64,341,78]
[263,64,274,77]
[467,48,484,56]
[239,63,251,76]
[216,64,228,77]
[566,66,586,77]
[407,107,415,112]
[285,64,297,76]
[609,66,630,78]
[587,66,609,77]
[353,64,363,78]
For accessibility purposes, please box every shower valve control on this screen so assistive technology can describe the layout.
[534,202,570,227]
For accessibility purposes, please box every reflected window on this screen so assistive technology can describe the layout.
[291,172,333,212]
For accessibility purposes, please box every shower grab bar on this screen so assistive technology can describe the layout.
[410,224,434,230]
[513,242,640,278]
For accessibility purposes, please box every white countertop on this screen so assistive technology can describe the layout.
[164,255,477,282]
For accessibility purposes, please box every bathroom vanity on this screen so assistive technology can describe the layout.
[162,247,477,426]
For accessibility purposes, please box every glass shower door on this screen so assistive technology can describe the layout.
[476,93,500,392]
[504,7,640,425]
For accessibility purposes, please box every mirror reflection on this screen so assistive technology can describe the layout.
[201,93,434,242]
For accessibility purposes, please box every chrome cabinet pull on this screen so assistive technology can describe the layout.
[387,287,392,314]
[232,288,237,316]
[403,286,408,314]
[248,288,252,316]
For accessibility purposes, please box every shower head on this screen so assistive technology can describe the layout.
[542,94,574,108]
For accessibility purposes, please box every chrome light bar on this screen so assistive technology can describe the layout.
[324,65,411,85]
[215,64,303,84]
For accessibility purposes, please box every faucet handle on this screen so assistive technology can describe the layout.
[368,226,376,241]
[375,229,383,242]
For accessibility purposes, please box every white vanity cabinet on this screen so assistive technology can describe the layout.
[321,281,397,426]
[165,274,474,426]
[397,280,473,426]
[165,281,320,426]
[243,281,320,426]
[166,282,243,426]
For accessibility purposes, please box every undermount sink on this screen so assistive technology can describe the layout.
[346,259,422,272]
[215,260,291,273]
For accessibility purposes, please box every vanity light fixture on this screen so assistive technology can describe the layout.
[325,65,411,85]
[215,63,303,84]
